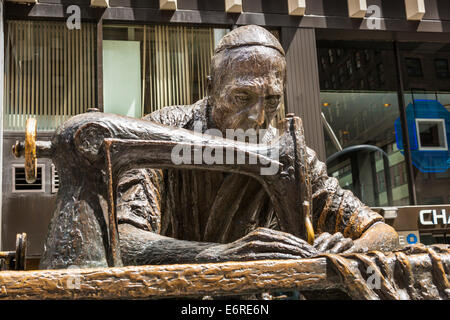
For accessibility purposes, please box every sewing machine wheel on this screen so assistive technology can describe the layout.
[25,118,37,184]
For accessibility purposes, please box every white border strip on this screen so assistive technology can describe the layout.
[415,118,448,151]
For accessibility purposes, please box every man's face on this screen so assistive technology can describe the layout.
[209,46,286,133]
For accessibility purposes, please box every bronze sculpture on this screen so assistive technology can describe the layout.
[115,25,400,267]
[32,25,398,269]
[6,25,449,300]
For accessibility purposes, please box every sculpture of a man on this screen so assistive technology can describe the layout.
[114,25,399,266]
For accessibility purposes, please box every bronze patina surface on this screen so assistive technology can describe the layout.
[0,244,448,300]
[7,25,449,300]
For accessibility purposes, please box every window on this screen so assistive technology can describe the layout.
[415,118,448,150]
[4,21,97,131]
[355,51,362,69]
[318,40,407,207]
[12,164,45,193]
[103,25,231,116]
[328,49,335,64]
[435,59,450,78]
[400,42,450,207]
[321,56,327,70]
[364,49,371,62]
[346,59,353,75]
[377,63,385,84]
[377,171,386,193]
[405,58,423,77]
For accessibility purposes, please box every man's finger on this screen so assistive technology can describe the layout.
[329,238,353,254]
[317,232,343,252]
[314,232,331,247]
[246,228,311,249]
[236,240,317,257]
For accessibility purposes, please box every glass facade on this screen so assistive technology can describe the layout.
[317,40,409,207]
[399,42,450,206]
[3,23,283,130]
[4,21,97,130]
[3,22,231,128]
[102,26,285,120]
[103,25,228,117]
[317,39,450,208]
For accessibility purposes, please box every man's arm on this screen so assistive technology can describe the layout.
[116,105,319,265]
[306,146,400,253]
[116,167,318,265]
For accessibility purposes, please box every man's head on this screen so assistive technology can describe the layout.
[208,25,286,133]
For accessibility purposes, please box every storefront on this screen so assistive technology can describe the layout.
[379,205,450,245]
[1,0,449,265]
[318,34,450,204]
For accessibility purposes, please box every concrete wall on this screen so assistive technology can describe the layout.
[5,0,450,32]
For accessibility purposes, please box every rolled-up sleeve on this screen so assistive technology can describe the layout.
[306,146,384,239]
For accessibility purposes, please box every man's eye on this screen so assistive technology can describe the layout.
[235,94,249,104]
[266,97,280,107]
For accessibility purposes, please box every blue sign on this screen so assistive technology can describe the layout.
[395,100,450,173]
[406,233,418,245]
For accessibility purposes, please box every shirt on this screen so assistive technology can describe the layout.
[116,98,384,243]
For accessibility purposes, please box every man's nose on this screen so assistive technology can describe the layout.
[247,98,265,126]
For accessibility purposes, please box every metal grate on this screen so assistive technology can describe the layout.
[51,164,59,193]
[12,165,45,192]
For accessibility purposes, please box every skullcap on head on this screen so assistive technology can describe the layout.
[214,25,285,56]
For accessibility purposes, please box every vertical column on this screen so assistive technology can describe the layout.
[282,27,326,162]
[393,41,417,205]
[0,0,4,250]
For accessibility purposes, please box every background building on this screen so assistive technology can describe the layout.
[1,0,449,268]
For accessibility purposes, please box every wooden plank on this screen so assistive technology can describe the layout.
[0,258,339,299]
